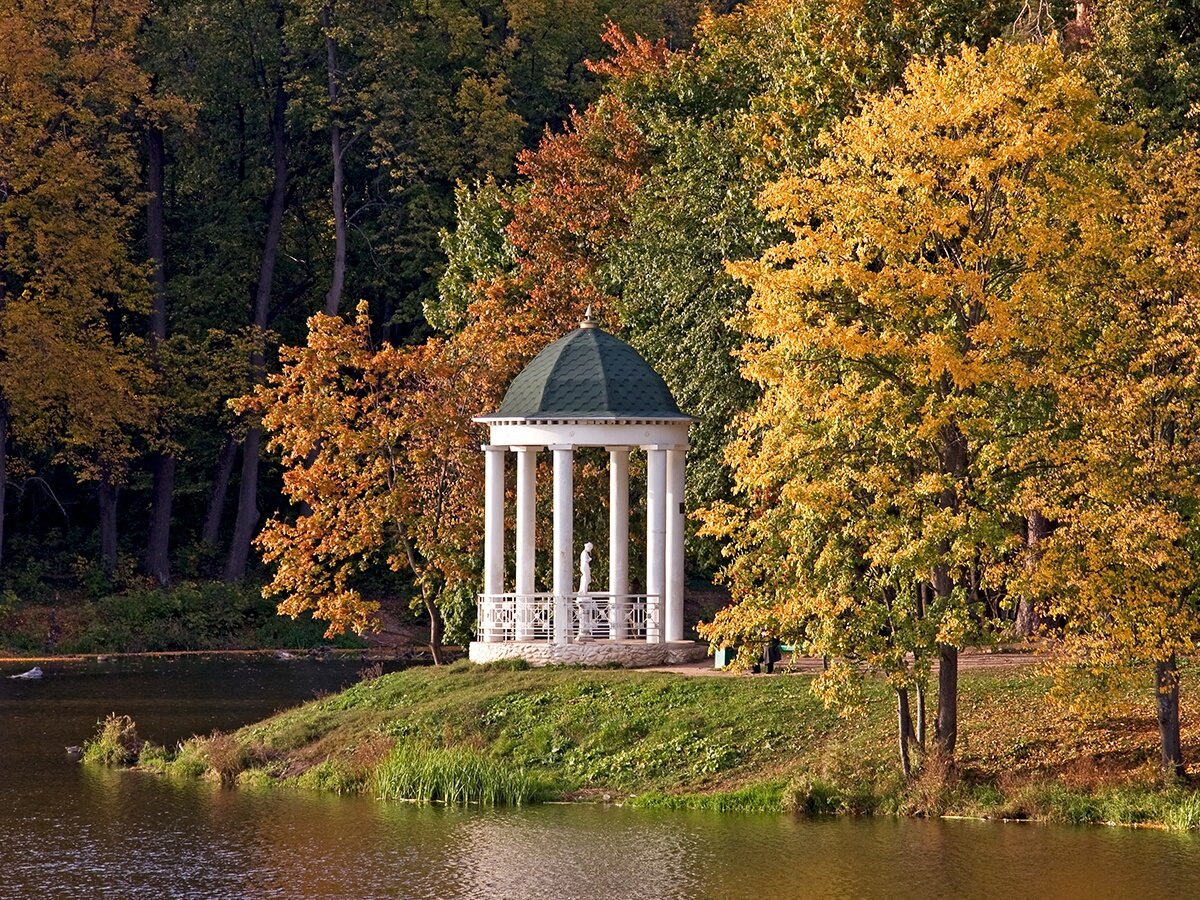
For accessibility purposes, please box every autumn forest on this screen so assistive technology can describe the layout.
[3,0,1200,778]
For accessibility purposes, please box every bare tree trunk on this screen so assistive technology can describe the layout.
[1155,654,1185,779]
[201,433,238,550]
[145,126,174,586]
[321,2,346,316]
[916,681,927,749]
[897,687,914,777]
[99,477,119,574]
[224,75,288,582]
[224,428,262,582]
[403,536,445,665]
[1065,0,1095,48]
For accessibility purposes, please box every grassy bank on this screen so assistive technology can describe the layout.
[84,660,1200,828]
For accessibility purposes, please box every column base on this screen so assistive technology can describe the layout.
[468,640,708,668]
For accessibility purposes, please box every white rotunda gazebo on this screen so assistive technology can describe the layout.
[468,312,708,667]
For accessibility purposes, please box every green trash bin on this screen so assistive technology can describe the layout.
[714,646,736,669]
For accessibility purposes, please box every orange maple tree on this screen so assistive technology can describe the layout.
[240,304,487,660]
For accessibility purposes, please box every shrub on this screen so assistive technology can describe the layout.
[296,759,362,794]
[788,775,845,816]
[204,731,251,784]
[137,742,171,773]
[81,714,142,766]
[167,740,210,779]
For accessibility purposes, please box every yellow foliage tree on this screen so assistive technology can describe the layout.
[701,39,1141,771]
[0,0,157,568]
[1016,143,1200,777]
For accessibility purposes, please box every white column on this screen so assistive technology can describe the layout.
[482,445,506,643]
[645,447,667,643]
[552,445,574,645]
[665,446,686,642]
[607,447,630,640]
[514,446,538,639]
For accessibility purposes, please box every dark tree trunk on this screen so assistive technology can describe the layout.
[146,454,175,584]
[933,557,959,755]
[98,478,119,573]
[933,421,966,757]
[0,185,8,571]
[935,644,958,756]
[224,74,288,582]
[146,125,168,356]
[0,403,7,569]
[425,593,445,665]
[224,427,262,582]
[1155,654,1185,779]
[1014,511,1050,637]
[201,433,238,551]
[321,2,346,316]
[145,126,174,586]
[897,687,915,777]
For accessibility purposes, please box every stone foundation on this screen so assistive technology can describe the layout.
[468,639,708,668]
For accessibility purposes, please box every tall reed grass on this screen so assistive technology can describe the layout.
[372,745,548,806]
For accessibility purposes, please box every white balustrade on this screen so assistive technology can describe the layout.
[476,593,661,643]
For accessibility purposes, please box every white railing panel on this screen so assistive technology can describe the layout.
[477,593,661,643]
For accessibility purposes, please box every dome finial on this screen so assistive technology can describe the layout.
[580,304,597,329]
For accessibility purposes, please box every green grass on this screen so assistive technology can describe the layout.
[82,662,1200,826]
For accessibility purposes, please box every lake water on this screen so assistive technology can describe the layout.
[2,656,1199,899]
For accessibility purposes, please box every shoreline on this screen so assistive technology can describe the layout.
[79,660,1200,831]
[0,646,451,666]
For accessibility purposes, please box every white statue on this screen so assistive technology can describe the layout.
[577,542,595,640]
[578,541,594,595]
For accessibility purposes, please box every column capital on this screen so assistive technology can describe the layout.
[548,443,575,452]
[481,444,508,452]
[605,445,633,453]
[640,443,685,452]
[511,445,544,453]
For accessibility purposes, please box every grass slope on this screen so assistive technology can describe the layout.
[96,659,1200,828]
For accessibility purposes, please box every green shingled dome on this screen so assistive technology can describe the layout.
[489,325,688,420]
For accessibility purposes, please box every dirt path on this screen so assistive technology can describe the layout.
[645,650,1043,678]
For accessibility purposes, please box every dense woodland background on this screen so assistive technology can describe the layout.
[3,0,1200,770]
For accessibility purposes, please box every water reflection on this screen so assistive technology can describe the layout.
[2,658,1199,899]
[447,806,700,899]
